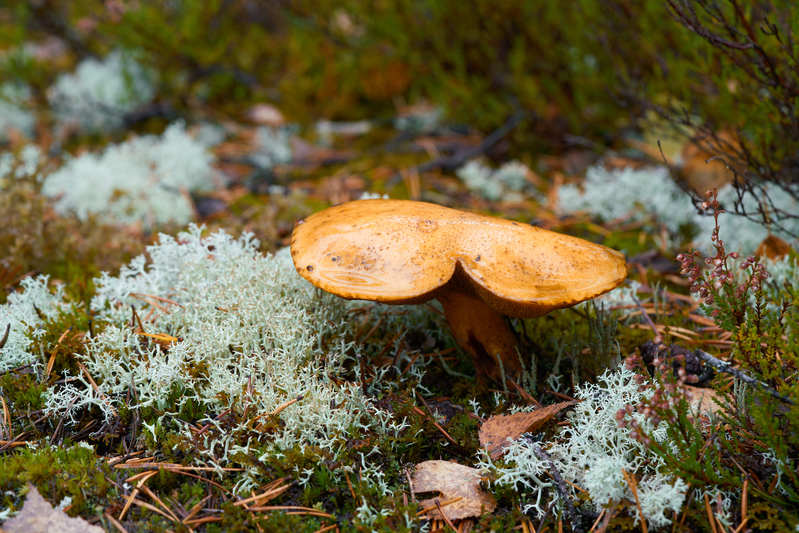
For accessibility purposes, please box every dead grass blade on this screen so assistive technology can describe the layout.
[119,470,157,520]
[622,469,648,533]
[234,479,292,507]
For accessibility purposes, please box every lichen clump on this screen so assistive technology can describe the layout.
[0,83,35,141]
[42,122,217,226]
[0,276,67,373]
[557,165,799,254]
[480,367,688,529]
[48,50,155,133]
[44,225,395,453]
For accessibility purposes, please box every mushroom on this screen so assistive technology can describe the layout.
[290,199,627,379]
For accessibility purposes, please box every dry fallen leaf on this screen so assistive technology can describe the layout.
[479,401,576,460]
[411,460,496,520]
[755,234,793,261]
[685,385,723,416]
[680,131,739,194]
[1,484,103,533]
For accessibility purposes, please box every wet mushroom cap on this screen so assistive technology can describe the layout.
[290,199,627,316]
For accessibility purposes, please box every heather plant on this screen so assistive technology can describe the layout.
[622,192,799,530]
[647,2,799,230]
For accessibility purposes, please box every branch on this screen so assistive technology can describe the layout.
[420,110,527,173]
[533,444,582,533]
[694,349,795,405]
[387,110,528,186]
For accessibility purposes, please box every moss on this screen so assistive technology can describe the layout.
[0,443,116,518]
[517,304,624,393]
[0,372,47,412]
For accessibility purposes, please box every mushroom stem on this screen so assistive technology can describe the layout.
[436,286,523,380]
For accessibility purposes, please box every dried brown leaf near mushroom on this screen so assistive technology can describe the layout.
[410,461,496,522]
[479,401,576,460]
[290,199,628,382]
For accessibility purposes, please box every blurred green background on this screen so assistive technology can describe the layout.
[3,0,798,185]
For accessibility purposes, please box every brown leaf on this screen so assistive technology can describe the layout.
[684,385,723,416]
[479,401,576,460]
[755,234,793,261]
[411,460,496,521]
[2,484,103,533]
[680,131,739,194]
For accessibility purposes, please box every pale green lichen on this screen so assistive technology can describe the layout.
[456,160,534,202]
[251,125,293,169]
[48,50,155,133]
[0,276,67,373]
[41,122,217,226]
[557,164,799,255]
[479,366,688,529]
[0,83,35,141]
[42,225,435,468]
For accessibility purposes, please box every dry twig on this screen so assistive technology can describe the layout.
[532,444,581,533]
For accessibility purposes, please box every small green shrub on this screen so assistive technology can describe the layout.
[623,192,799,531]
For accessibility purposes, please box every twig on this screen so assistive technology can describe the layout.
[234,480,291,507]
[130,305,145,333]
[104,512,128,533]
[183,516,222,526]
[621,469,648,533]
[632,295,662,345]
[507,377,543,408]
[248,505,334,518]
[139,484,180,523]
[415,497,463,517]
[183,495,211,523]
[588,509,605,532]
[114,462,243,471]
[0,438,33,450]
[343,470,357,501]
[694,349,795,405]
[388,111,527,185]
[532,444,582,533]
[704,493,720,533]
[76,360,118,416]
[0,323,10,349]
[131,497,176,522]
[1,395,10,438]
[119,470,157,520]
[46,327,72,378]
[740,478,748,524]
[635,291,793,404]
[434,499,459,532]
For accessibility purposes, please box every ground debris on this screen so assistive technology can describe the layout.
[479,401,576,460]
[411,460,496,521]
[1,484,103,533]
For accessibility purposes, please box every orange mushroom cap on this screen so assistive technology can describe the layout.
[290,199,627,317]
